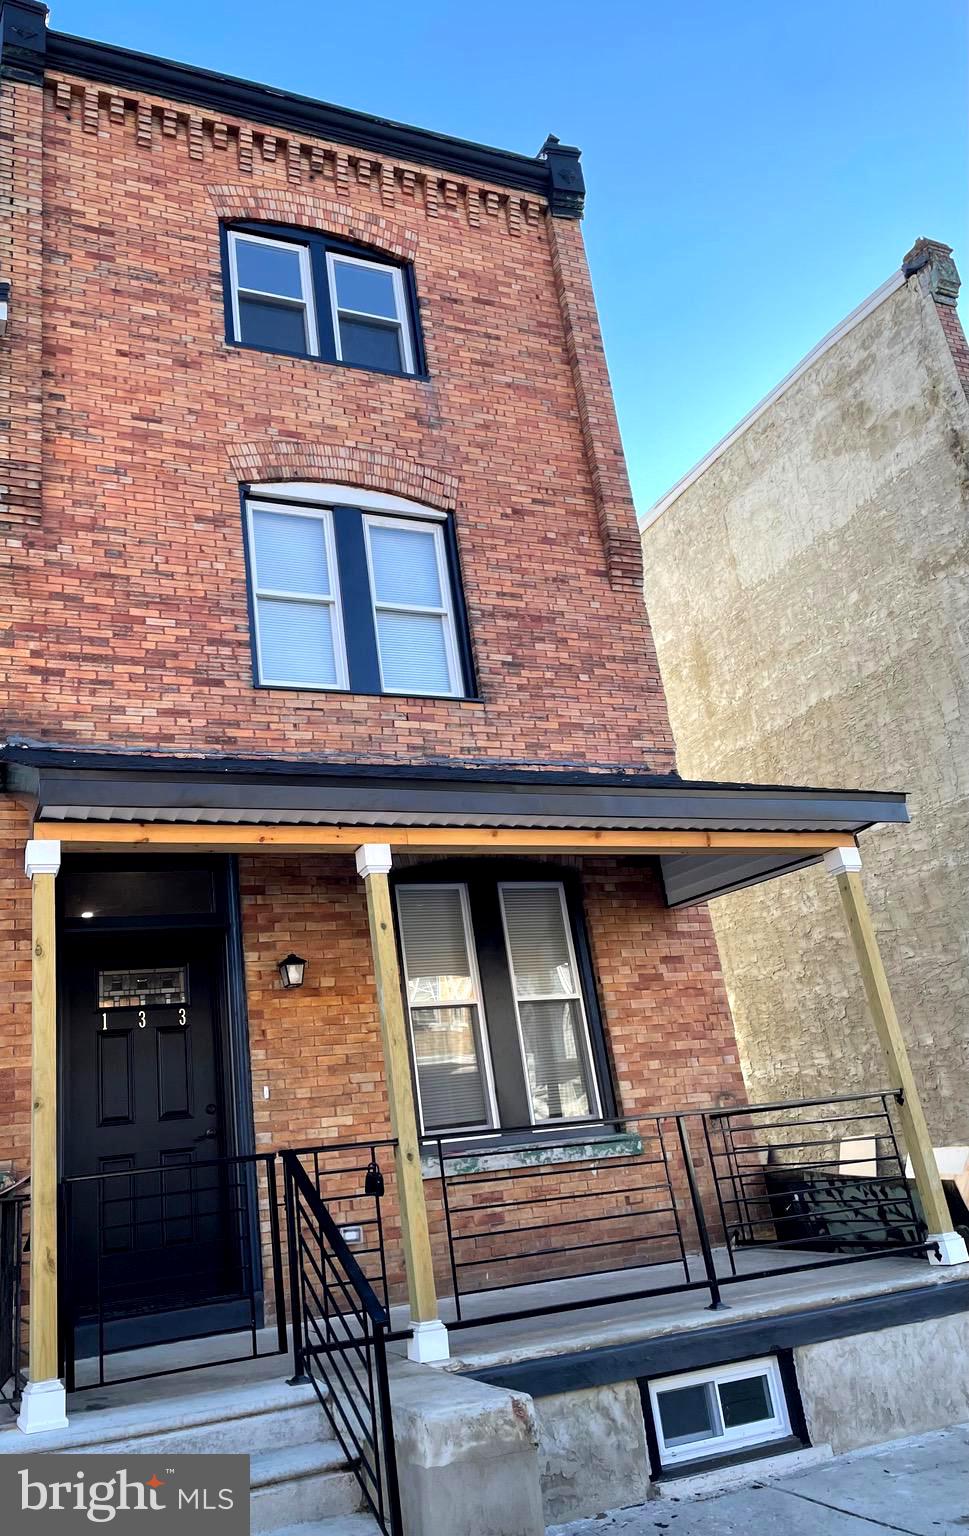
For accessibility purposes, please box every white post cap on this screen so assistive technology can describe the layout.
[25,839,61,879]
[823,846,862,877]
[355,843,393,880]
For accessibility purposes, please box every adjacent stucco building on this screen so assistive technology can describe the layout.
[640,237,969,1145]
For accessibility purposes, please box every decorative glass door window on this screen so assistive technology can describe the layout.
[98,968,188,1009]
[499,883,600,1123]
[327,254,415,374]
[227,231,318,356]
[648,1357,791,1468]
[395,885,497,1134]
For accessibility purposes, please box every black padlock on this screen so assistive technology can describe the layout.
[364,1160,385,1198]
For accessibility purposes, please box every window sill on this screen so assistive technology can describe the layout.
[420,1131,644,1179]
[223,337,430,381]
[251,680,483,704]
[653,1435,808,1483]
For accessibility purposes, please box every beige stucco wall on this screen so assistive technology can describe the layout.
[642,273,969,1142]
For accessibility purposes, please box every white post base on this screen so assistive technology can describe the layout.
[407,1318,450,1364]
[927,1230,969,1266]
[17,1378,69,1434]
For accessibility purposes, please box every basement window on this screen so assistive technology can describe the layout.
[646,1357,791,1470]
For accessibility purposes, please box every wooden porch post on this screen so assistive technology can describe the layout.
[355,844,449,1361]
[823,847,967,1264]
[19,839,69,1432]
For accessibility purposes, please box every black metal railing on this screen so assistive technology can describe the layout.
[38,1093,935,1419]
[283,1152,402,1536]
[427,1092,936,1326]
[61,1151,288,1391]
[0,1179,29,1414]
[701,1091,929,1280]
[290,1138,397,1316]
[429,1115,718,1323]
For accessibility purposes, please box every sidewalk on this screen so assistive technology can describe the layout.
[548,1425,969,1536]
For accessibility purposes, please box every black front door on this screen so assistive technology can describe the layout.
[62,930,244,1349]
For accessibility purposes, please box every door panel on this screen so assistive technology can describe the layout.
[62,932,241,1335]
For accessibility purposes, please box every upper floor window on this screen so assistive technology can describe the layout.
[243,486,472,698]
[224,224,421,376]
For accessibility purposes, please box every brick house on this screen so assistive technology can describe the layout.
[0,6,965,1531]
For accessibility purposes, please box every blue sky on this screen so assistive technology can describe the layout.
[52,1,968,512]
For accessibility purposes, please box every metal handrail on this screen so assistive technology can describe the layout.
[283,1155,388,1326]
[281,1150,403,1536]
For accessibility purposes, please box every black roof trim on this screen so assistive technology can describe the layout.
[29,25,580,208]
[0,741,909,805]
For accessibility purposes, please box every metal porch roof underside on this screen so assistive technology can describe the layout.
[4,746,909,909]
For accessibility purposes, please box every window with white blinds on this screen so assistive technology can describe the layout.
[243,492,470,698]
[246,502,348,689]
[499,882,601,1123]
[396,884,496,1134]
[364,516,463,696]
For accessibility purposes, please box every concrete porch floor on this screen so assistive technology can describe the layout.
[407,1245,963,1372]
[1,1245,960,1433]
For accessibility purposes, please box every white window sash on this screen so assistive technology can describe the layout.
[497,881,602,1127]
[228,231,319,356]
[325,251,415,373]
[362,513,463,697]
[648,1357,791,1467]
[395,883,499,1136]
[245,498,348,690]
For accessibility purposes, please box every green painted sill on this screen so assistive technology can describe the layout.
[420,1131,644,1179]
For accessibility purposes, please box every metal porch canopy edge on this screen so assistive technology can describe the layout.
[3,744,909,907]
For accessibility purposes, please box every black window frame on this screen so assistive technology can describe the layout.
[220,220,427,378]
[240,487,478,701]
[391,860,617,1146]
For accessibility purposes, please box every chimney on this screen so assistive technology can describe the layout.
[902,238,961,306]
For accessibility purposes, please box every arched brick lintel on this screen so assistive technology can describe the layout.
[207,185,421,262]
[228,440,460,512]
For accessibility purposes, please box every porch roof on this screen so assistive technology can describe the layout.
[4,742,908,907]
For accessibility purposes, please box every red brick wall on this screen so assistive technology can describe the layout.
[239,853,744,1298]
[937,298,969,400]
[583,859,744,1115]
[240,854,743,1147]
[0,73,675,772]
[0,801,32,1181]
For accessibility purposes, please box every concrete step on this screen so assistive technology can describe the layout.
[97,1400,332,1458]
[250,1441,364,1533]
[270,1518,380,1536]
[0,1379,323,1457]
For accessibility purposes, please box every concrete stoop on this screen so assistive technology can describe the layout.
[250,1440,367,1533]
[0,1378,378,1536]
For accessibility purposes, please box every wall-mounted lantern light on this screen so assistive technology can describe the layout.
[278,953,306,989]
